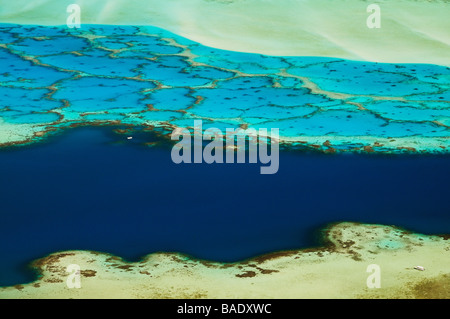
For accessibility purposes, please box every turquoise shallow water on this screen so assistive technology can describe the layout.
[0,24,449,152]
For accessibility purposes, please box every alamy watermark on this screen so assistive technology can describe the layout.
[367,4,381,29]
[66,4,81,28]
[66,264,81,289]
[366,264,381,288]
[170,120,280,174]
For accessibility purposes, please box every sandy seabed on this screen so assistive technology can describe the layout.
[0,0,449,65]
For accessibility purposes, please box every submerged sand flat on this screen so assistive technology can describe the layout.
[1,222,448,299]
[0,0,449,65]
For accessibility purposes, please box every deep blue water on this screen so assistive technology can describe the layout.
[0,126,449,286]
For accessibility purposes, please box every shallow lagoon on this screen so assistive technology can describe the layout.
[0,24,449,152]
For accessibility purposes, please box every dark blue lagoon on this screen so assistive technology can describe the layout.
[0,126,449,287]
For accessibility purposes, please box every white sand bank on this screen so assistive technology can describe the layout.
[0,0,449,65]
[1,223,449,299]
